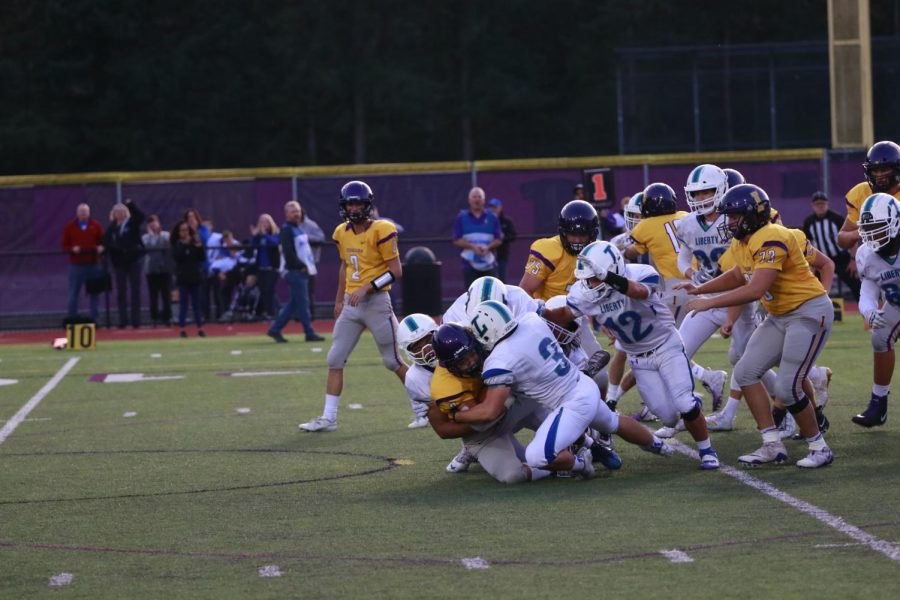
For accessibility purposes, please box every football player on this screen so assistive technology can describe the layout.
[299,181,407,432]
[454,301,671,478]
[397,313,439,430]
[837,141,900,251]
[852,193,900,427]
[683,184,833,468]
[545,241,720,470]
[430,323,553,484]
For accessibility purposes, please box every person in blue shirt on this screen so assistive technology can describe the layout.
[250,213,281,318]
[453,186,503,288]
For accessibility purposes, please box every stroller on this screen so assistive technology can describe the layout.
[220,272,261,323]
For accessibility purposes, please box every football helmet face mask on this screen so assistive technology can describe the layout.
[574,241,626,301]
[469,300,518,352]
[723,168,746,188]
[465,276,508,316]
[541,295,580,349]
[397,313,438,367]
[641,183,678,217]
[863,141,900,194]
[684,164,727,215]
[558,200,600,256]
[339,180,374,223]
[624,192,644,232]
[432,323,485,378]
[717,184,771,241]
[858,193,900,252]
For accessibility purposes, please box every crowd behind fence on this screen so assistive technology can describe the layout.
[0,149,871,329]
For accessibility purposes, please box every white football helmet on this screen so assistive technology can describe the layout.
[859,193,900,251]
[684,164,728,215]
[624,192,643,232]
[574,241,626,301]
[541,295,580,349]
[397,313,438,367]
[465,276,508,316]
[468,300,518,351]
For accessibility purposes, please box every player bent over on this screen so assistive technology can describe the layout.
[682,184,833,468]
[299,181,407,432]
[452,302,671,479]
[853,193,900,427]
[546,241,720,470]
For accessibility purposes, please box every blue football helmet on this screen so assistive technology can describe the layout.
[432,323,485,378]
[723,168,746,188]
[339,180,374,223]
[717,184,771,241]
[641,183,678,217]
[863,141,900,194]
[558,200,599,255]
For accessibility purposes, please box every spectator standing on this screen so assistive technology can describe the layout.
[573,183,586,200]
[61,203,105,323]
[142,214,173,326]
[452,186,502,288]
[486,197,517,283]
[171,219,206,338]
[803,191,860,300]
[297,206,326,319]
[104,199,145,328]
[266,201,324,343]
[250,213,281,319]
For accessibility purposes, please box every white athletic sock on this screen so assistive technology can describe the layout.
[873,384,890,397]
[323,394,340,422]
[761,428,780,444]
[607,384,622,402]
[696,438,711,451]
[806,433,826,450]
[529,467,552,481]
[692,363,707,380]
[722,397,741,420]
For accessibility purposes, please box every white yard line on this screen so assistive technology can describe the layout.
[669,440,900,563]
[660,549,694,563]
[0,358,79,446]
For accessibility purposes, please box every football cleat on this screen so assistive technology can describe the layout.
[631,404,658,422]
[590,433,622,471]
[699,447,720,470]
[809,366,832,408]
[738,441,788,467]
[851,394,888,428]
[701,369,728,412]
[645,438,673,457]
[705,411,735,431]
[796,447,834,469]
[407,415,429,429]
[446,447,476,473]
[654,420,685,439]
[298,416,337,432]
[777,413,797,439]
[576,446,596,479]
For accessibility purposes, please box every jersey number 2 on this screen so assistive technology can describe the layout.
[603,310,653,344]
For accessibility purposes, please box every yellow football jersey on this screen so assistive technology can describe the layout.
[523,235,578,301]
[430,365,483,412]
[788,228,817,262]
[332,219,399,293]
[729,223,825,316]
[629,211,689,280]
[845,182,900,224]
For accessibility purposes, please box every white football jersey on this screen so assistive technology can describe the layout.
[566,263,676,354]
[857,244,900,309]
[481,312,581,410]
[442,284,542,325]
[676,213,729,281]
[404,363,434,410]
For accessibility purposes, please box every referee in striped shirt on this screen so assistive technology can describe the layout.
[802,191,861,299]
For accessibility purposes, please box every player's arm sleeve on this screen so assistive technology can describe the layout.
[524,244,553,282]
[753,240,788,271]
[377,223,400,261]
[482,367,515,387]
[859,278,880,318]
[629,230,648,254]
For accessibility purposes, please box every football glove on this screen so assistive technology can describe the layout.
[866,309,888,329]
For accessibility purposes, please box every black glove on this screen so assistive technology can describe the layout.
[582,350,611,378]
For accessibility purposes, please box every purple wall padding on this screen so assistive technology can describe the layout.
[0,156,871,318]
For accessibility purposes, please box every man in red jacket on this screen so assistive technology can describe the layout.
[61,203,105,322]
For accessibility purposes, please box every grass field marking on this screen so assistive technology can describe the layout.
[0,357,79,446]
[815,541,900,549]
[123,412,137,418]
[659,549,694,563]
[668,439,900,563]
[461,557,490,570]
[257,565,281,577]
[0,378,19,386]
[48,572,74,587]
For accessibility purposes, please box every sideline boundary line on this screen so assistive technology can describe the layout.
[0,358,79,446]
[669,440,900,563]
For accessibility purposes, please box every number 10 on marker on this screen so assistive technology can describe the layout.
[66,323,96,350]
